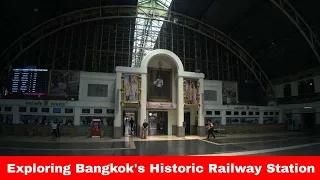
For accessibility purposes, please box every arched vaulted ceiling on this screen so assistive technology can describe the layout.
[1,0,319,82]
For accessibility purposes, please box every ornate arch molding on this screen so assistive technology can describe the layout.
[0,5,275,98]
[270,0,320,63]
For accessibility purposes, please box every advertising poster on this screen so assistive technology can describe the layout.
[49,70,80,97]
[222,81,238,105]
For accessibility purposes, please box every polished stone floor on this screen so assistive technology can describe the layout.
[0,133,319,156]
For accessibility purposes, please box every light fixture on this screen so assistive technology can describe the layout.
[304,106,312,109]
[33,8,38,12]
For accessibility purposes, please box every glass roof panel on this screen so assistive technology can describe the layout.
[132,0,173,67]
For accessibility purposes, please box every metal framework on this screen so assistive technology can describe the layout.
[270,0,320,64]
[0,5,275,98]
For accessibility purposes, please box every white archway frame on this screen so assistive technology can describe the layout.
[140,49,185,76]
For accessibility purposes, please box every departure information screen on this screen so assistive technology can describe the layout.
[11,68,49,96]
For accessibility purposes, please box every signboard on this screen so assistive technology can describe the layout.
[25,101,67,107]
[146,102,176,109]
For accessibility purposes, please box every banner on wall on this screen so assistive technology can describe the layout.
[146,102,176,109]
[121,74,141,105]
[222,81,238,105]
[183,79,200,106]
[49,70,80,97]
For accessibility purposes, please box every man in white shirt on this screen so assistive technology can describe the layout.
[153,74,164,97]
[51,121,57,141]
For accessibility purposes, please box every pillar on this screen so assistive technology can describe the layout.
[197,78,206,136]
[176,76,185,137]
[139,73,147,137]
[278,110,283,124]
[73,107,81,126]
[259,111,264,124]
[221,110,227,125]
[190,109,196,135]
[12,106,19,124]
[113,72,122,139]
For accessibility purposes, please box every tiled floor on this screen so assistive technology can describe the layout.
[0,132,319,156]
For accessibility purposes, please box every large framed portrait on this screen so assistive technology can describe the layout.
[148,68,172,102]
[121,74,141,104]
[183,79,200,106]
[48,70,80,97]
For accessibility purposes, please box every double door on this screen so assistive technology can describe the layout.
[148,111,168,136]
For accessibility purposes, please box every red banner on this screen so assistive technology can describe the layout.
[0,156,319,179]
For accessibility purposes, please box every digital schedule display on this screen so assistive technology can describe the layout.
[11,68,49,96]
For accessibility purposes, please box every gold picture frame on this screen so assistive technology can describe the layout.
[183,79,200,108]
[120,74,141,106]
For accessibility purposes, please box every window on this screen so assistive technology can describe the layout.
[206,111,212,115]
[226,111,231,115]
[255,112,260,115]
[298,79,314,95]
[275,112,279,115]
[249,111,253,115]
[19,107,27,112]
[270,112,274,115]
[87,84,108,97]
[234,111,239,115]
[82,109,90,114]
[30,107,38,112]
[241,111,246,115]
[41,108,49,113]
[283,84,291,97]
[65,108,74,113]
[264,112,268,115]
[107,109,115,114]
[94,109,103,114]
[204,90,217,101]
[5,107,12,112]
[214,111,220,115]
[53,108,61,113]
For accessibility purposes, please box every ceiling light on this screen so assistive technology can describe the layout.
[33,8,38,12]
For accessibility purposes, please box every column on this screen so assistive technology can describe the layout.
[113,72,122,139]
[176,76,185,137]
[12,106,19,124]
[190,109,196,135]
[197,78,205,136]
[139,73,147,137]
[278,110,283,124]
[259,111,264,124]
[73,107,81,126]
[221,110,227,125]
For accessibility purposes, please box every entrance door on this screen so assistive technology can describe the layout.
[123,111,138,136]
[148,111,168,135]
[301,113,316,132]
[184,112,191,135]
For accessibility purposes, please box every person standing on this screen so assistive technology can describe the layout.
[206,120,215,140]
[129,118,134,135]
[56,119,60,138]
[51,121,58,141]
[142,120,149,139]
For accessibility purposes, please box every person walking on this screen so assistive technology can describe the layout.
[142,120,149,139]
[129,118,134,135]
[51,121,58,141]
[206,120,215,140]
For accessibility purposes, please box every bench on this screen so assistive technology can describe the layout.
[214,128,226,137]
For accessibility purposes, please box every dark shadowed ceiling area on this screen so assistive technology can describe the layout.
[1,0,320,80]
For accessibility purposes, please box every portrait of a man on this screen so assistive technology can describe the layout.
[148,68,171,102]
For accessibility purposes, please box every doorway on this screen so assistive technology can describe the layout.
[301,113,316,132]
[122,111,138,136]
[148,111,168,135]
[184,112,191,135]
